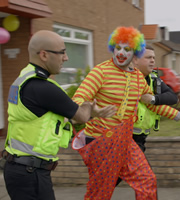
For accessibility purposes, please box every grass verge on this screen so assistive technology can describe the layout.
[150,116,180,137]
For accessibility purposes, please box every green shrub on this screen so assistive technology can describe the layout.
[66,65,90,97]
[66,66,90,133]
[66,85,79,98]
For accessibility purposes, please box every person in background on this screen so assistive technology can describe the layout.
[72,26,180,200]
[133,44,178,151]
[2,30,116,200]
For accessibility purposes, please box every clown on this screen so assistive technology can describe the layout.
[72,26,180,200]
[108,26,145,70]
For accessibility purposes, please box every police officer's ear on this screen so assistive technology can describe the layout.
[37,50,49,62]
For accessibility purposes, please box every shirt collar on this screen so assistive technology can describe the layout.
[30,63,50,79]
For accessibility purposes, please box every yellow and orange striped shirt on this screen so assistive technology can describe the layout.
[73,58,178,137]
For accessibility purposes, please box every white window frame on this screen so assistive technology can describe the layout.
[53,24,93,69]
[0,45,4,129]
[132,0,140,8]
[53,24,94,89]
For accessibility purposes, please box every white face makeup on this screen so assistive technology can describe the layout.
[113,42,134,70]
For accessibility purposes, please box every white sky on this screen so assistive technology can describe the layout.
[145,0,180,31]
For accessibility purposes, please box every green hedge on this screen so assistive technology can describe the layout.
[66,66,90,133]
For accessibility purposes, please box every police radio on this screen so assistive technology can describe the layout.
[152,69,161,131]
[154,77,161,95]
[152,69,161,95]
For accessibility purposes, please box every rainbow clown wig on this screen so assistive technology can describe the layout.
[108,26,146,58]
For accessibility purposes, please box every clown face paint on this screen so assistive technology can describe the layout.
[113,42,134,70]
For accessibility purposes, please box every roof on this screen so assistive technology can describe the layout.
[0,0,52,18]
[139,24,180,52]
[157,39,180,52]
[140,24,159,40]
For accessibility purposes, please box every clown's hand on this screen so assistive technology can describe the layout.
[91,100,117,118]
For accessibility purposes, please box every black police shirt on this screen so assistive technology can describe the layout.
[20,63,78,119]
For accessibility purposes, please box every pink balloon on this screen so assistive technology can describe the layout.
[0,27,10,44]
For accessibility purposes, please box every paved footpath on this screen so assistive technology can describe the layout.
[0,172,180,200]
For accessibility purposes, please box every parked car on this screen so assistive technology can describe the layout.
[154,67,180,94]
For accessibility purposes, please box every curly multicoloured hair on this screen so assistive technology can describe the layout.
[108,26,146,58]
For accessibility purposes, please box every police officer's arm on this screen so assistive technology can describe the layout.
[72,101,93,124]
[21,78,116,125]
[154,80,178,105]
[72,100,117,124]
[140,80,178,105]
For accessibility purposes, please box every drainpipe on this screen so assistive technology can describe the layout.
[30,18,33,38]
[161,51,172,68]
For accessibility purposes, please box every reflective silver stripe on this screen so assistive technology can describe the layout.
[133,127,151,134]
[12,71,35,86]
[151,73,156,78]
[9,138,56,159]
[145,128,151,133]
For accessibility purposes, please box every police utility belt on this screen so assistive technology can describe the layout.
[4,151,58,171]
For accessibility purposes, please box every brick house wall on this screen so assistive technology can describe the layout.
[0,17,30,136]
[0,0,144,137]
[33,0,144,64]
[151,43,169,68]
[151,42,180,73]
[175,55,180,74]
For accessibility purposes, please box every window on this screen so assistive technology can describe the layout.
[53,24,93,89]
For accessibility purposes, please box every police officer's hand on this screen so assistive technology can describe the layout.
[140,94,154,104]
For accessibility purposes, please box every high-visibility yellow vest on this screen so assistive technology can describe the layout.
[5,64,73,161]
[133,73,160,135]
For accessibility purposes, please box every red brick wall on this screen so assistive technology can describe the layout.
[33,0,144,64]
[0,17,30,136]
[51,137,180,187]
[0,0,144,136]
